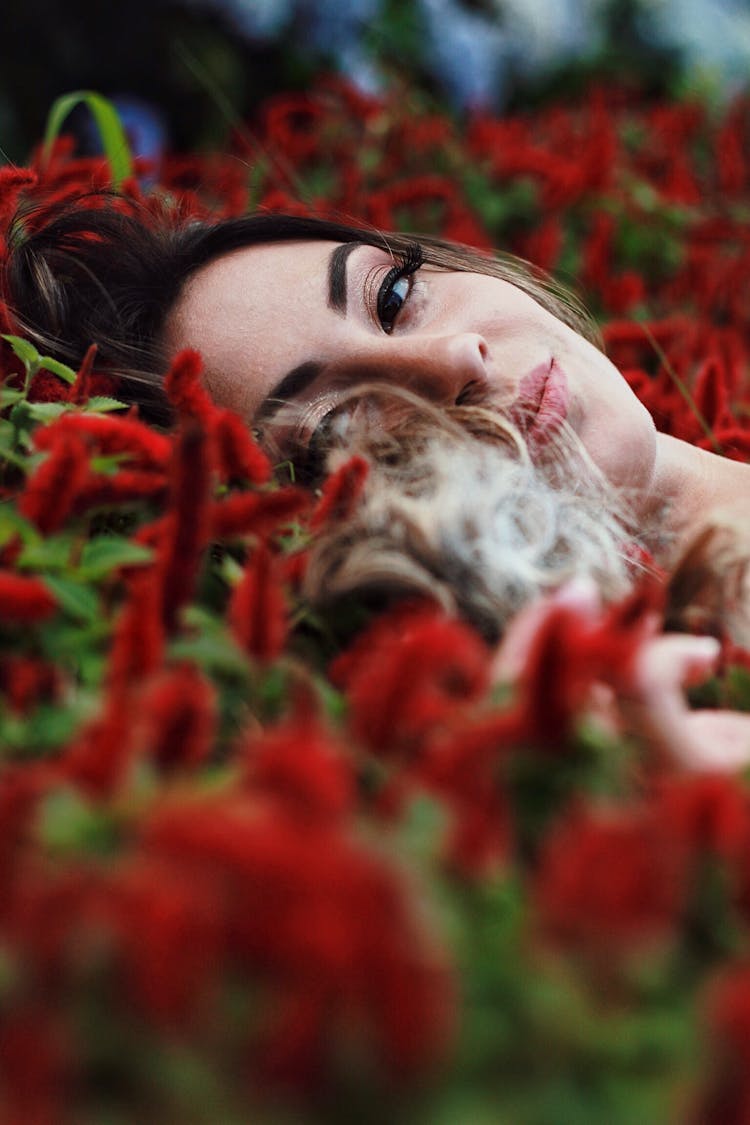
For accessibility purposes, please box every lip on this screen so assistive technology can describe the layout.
[510,358,569,450]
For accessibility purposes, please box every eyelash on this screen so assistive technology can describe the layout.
[375,242,424,334]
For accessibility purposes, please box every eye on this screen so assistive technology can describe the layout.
[376,243,424,334]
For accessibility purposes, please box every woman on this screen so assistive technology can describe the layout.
[5,198,750,765]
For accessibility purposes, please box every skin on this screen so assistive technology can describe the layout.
[165,238,750,562]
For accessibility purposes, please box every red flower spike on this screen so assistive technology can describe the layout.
[111,858,223,1028]
[228,541,288,662]
[343,609,490,755]
[19,431,89,533]
[209,486,309,541]
[70,342,98,405]
[656,773,750,864]
[535,802,685,952]
[0,654,60,715]
[139,663,217,773]
[0,1008,71,1125]
[33,411,171,470]
[163,348,217,424]
[311,455,369,529]
[697,964,750,1122]
[211,407,272,484]
[140,792,452,1089]
[107,569,165,695]
[158,420,213,632]
[0,571,57,623]
[61,693,134,798]
[242,719,355,824]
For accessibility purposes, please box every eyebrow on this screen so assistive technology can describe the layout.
[256,241,364,423]
[254,360,324,424]
[327,241,362,314]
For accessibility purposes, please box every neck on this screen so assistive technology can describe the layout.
[649,432,750,566]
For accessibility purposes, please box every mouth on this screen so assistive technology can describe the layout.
[510,358,569,450]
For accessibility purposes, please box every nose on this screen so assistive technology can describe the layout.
[336,332,491,405]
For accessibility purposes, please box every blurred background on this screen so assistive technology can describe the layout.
[1,0,749,163]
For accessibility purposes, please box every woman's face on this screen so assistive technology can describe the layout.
[165,239,658,494]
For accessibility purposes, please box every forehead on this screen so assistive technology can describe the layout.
[165,239,340,419]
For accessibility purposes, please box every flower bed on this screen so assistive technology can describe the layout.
[3,79,750,1122]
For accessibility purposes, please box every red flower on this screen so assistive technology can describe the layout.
[535,801,685,952]
[138,663,217,772]
[228,541,288,662]
[0,571,57,622]
[242,718,355,824]
[340,605,490,755]
[697,964,750,1124]
[209,486,309,541]
[60,694,134,798]
[211,407,271,484]
[163,348,217,424]
[311,455,369,529]
[0,1008,71,1125]
[107,569,164,694]
[158,420,212,632]
[19,430,89,533]
[69,342,98,405]
[141,791,453,1090]
[0,654,60,714]
[656,774,750,864]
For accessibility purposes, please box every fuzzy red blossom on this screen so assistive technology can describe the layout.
[0,167,38,253]
[163,347,217,424]
[158,420,213,632]
[211,407,271,483]
[0,1008,71,1125]
[0,654,60,714]
[228,541,288,661]
[0,571,57,622]
[696,964,750,1124]
[659,773,750,862]
[138,663,217,772]
[69,342,98,405]
[60,694,134,798]
[33,411,171,469]
[506,581,661,748]
[535,802,685,952]
[19,430,89,533]
[339,606,490,755]
[311,455,369,529]
[73,466,168,509]
[140,792,452,1090]
[107,569,164,694]
[0,765,54,911]
[209,486,309,541]
[242,718,355,824]
[111,857,223,1027]
[420,713,517,875]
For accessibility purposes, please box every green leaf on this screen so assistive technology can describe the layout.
[18,533,74,572]
[42,574,100,623]
[78,536,153,578]
[39,355,77,384]
[85,396,128,413]
[0,388,25,408]
[39,788,122,855]
[2,334,40,367]
[25,401,71,422]
[42,90,134,187]
[0,504,42,549]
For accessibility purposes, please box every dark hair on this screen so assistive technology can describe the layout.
[3,195,600,424]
